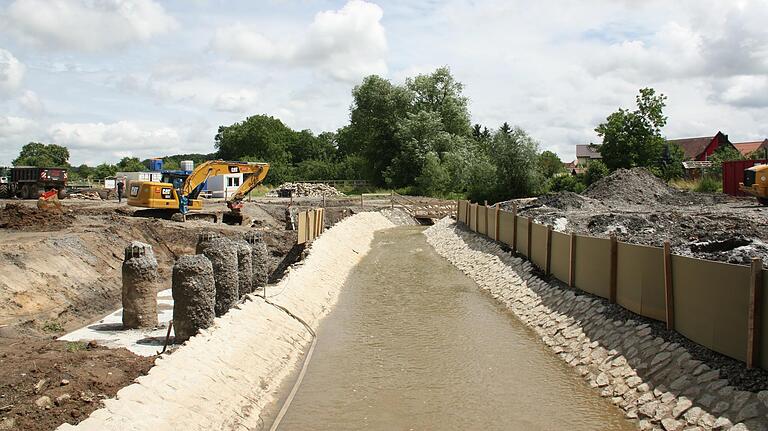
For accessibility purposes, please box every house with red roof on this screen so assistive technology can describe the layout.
[666,131,736,161]
[733,139,768,158]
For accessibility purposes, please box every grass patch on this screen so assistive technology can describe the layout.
[42,320,63,333]
[695,176,721,193]
[669,178,698,191]
[65,341,87,353]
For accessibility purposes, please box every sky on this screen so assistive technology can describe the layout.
[0,0,767,166]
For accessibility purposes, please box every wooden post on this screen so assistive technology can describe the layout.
[609,235,618,304]
[494,203,500,241]
[512,204,518,252]
[526,217,532,257]
[360,193,364,208]
[748,257,763,368]
[663,240,674,330]
[467,202,471,228]
[474,203,479,232]
[456,198,460,221]
[306,211,311,243]
[545,225,553,275]
[484,200,488,235]
[568,233,576,287]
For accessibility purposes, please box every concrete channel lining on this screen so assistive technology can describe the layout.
[59,212,395,431]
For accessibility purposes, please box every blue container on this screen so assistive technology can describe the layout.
[149,159,163,172]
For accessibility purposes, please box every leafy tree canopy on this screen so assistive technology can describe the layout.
[13,142,70,167]
[595,88,668,172]
[538,150,564,178]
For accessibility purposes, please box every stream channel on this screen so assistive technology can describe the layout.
[268,225,635,430]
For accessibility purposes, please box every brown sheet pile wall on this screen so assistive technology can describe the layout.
[478,205,488,236]
[297,208,325,245]
[455,200,762,369]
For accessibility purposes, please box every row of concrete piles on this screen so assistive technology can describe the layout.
[120,231,270,343]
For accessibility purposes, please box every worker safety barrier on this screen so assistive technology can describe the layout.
[297,208,325,245]
[457,200,768,370]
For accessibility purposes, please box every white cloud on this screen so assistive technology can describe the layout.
[17,90,45,114]
[4,0,178,51]
[211,0,387,82]
[214,89,259,113]
[712,75,768,108]
[0,48,24,95]
[0,115,40,164]
[49,121,181,154]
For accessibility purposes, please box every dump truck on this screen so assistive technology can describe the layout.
[127,160,269,224]
[740,164,768,205]
[0,166,68,199]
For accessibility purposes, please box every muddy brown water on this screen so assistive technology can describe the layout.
[270,226,635,430]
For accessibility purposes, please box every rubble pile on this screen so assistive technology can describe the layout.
[267,182,345,198]
[503,168,768,265]
[68,191,103,200]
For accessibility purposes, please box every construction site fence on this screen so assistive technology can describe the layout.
[457,200,767,370]
[296,208,325,245]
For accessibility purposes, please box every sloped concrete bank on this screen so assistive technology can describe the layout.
[425,218,768,431]
[59,212,394,431]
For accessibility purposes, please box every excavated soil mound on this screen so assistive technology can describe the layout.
[584,167,681,205]
[0,203,75,231]
[0,337,154,431]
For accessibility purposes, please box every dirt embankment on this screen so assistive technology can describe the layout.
[505,168,768,265]
[0,338,154,431]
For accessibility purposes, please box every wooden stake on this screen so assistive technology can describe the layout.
[609,235,618,304]
[512,204,518,252]
[484,200,488,235]
[663,240,674,330]
[526,217,532,257]
[545,225,553,275]
[494,203,500,241]
[748,257,763,368]
[474,203,479,232]
[467,202,471,228]
[568,232,576,287]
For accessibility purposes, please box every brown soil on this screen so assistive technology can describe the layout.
[504,168,768,265]
[0,203,75,232]
[0,337,154,431]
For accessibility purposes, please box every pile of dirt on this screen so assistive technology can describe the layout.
[0,337,154,431]
[584,167,681,205]
[267,182,344,197]
[67,192,102,201]
[0,203,75,232]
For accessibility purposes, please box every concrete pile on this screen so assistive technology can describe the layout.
[267,182,344,197]
[198,237,239,317]
[425,218,768,431]
[172,255,215,343]
[244,231,269,289]
[121,242,160,329]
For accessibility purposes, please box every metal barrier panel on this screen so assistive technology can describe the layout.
[516,216,529,257]
[498,210,515,246]
[761,269,768,369]
[478,206,488,236]
[487,207,497,240]
[574,235,611,299]
[530,223,548,270]
[550,231,570,283]
[297,211,308,244]
[616,242,665,321]
[672,255,750,362]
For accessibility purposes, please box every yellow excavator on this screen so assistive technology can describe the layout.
[127,160,269,223]
[740,164,768,205]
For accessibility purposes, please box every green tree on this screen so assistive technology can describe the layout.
[215,114,293,163]
[595,88,668,171]
[584,160,608,185]
[93,163,117,178]
[116,157,146,172]
[385,110,452,188]
[489,125,543,199]
[706,145,743,178]
[548,174,586,193]
[415,152,450,196]
[538,150,564,178]
[406,66,471,137]
[13,142,70,167]
[347,75,412,184]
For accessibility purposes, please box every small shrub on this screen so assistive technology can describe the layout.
[65,341,87,353]
[585,160,609,186]
[695,176,720,193]
[548,174,586,193]
[42,320,63,333]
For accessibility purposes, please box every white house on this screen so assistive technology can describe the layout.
[204,173,244,199]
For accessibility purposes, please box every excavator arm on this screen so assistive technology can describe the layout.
[178,160,269,214]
